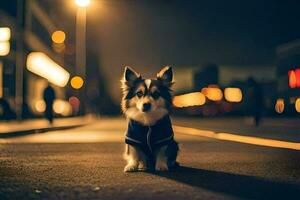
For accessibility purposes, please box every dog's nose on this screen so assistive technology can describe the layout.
[142,103,151,112]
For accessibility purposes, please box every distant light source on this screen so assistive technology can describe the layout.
[173,92,206,108]
[75,0,90,7]
[288,70,297,88]
[51,30,66,44]
[0,41,10,56]
[201,86,223,101]
[26,52,70,87]
[0,27,11,42]
[224,88,243,103]
[275,98,284,114]
[69,96,80,112]
[35,100,46,113]
[295,69,300,88]
[70,76,84,89]
[53,99,72,116]
[295,98,300,113]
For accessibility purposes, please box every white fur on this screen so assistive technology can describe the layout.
[124,144,147,172]
[125,107,168,126]
[126,96,168,126]
[145,79,151,89]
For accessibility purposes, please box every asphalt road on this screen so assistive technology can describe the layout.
[0,118,300,200]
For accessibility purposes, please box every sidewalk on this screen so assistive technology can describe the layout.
[0,115,95,138]
[173,117,300,143]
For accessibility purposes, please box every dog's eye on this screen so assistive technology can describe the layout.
[151,91,160,99]
[136,91,143,98]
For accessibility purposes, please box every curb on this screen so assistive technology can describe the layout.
[173,125,300,151]
[0,122,91,139]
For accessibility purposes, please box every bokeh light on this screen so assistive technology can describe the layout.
[71,76,84,89]
[201,86,223,101]
[0,27,11,42]
[51,30,66,44]
[69,96,80,112]
[173,92,206,108]
[275,98,285,114]
[0,41,10,56]
[295,98,300,113]
[26,52,70,87]
[224,88,243,103]
[75,0,90,7]
[35,100,46,113]
[53,99,72,116]
[288,70,297,88]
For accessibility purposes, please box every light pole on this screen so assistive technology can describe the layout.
[75,0,90,114]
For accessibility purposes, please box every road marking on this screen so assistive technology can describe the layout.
[173,125,300,151]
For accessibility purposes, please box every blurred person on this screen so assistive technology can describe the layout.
[247,78,264,127]
[43,84,56,124]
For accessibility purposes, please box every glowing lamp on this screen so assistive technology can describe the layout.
[201,87,223,101]
[71,76,84,89]
[51,30,66,44]
[35,100,46,113]
[0,27,11,42]
[53,99,72,116]
[295,98,300,113]
[173,92,206,108]
[75,0,90,7]
[288,70,297,88]
[224,88,243,103]
[295,69,300,87]
[0,42,10,56]
[26,52,70,87]
[275,98,284,114]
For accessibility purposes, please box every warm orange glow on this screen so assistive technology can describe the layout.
[75,0,90,7]
[53,99,72,116]
[35,100,46,113]
[289,70,297,88]
[295,69,300,87]
[275,98,284,114]
[0,41,10,56]
[173,92,206,108]
[0,27,11,42]
[71,76,84,89]
[26,52,70,87]
[51,30,66,44]
[295,98,300,113]
[201,87,223,101]
[224,88,243,103]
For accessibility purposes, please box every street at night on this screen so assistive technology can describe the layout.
[1,0,300,199]
[1,118,300,199]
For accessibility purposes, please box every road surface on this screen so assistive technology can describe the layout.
[0,117,299,199]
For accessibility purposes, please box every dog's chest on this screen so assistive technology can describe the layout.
[125,115,174,151]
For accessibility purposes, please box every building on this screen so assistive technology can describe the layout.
[0,0,73,119]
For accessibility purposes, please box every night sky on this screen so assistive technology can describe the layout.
[85,0,300,101]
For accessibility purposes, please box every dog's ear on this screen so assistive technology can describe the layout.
[122,66,141,85]
[157,66,173,86]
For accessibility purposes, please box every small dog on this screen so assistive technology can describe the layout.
[121,66,179,172]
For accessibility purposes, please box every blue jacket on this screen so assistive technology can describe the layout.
[125,115,174,156]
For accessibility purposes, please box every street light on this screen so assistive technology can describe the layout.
[75,0,90,8]
[75,0,89,114]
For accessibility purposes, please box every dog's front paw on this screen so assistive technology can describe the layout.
[124,164,139,172]
[155,161,169,171]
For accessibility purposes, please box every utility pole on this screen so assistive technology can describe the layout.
[15,0,25,120]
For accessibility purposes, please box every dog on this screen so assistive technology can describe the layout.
[121,66,179,172]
